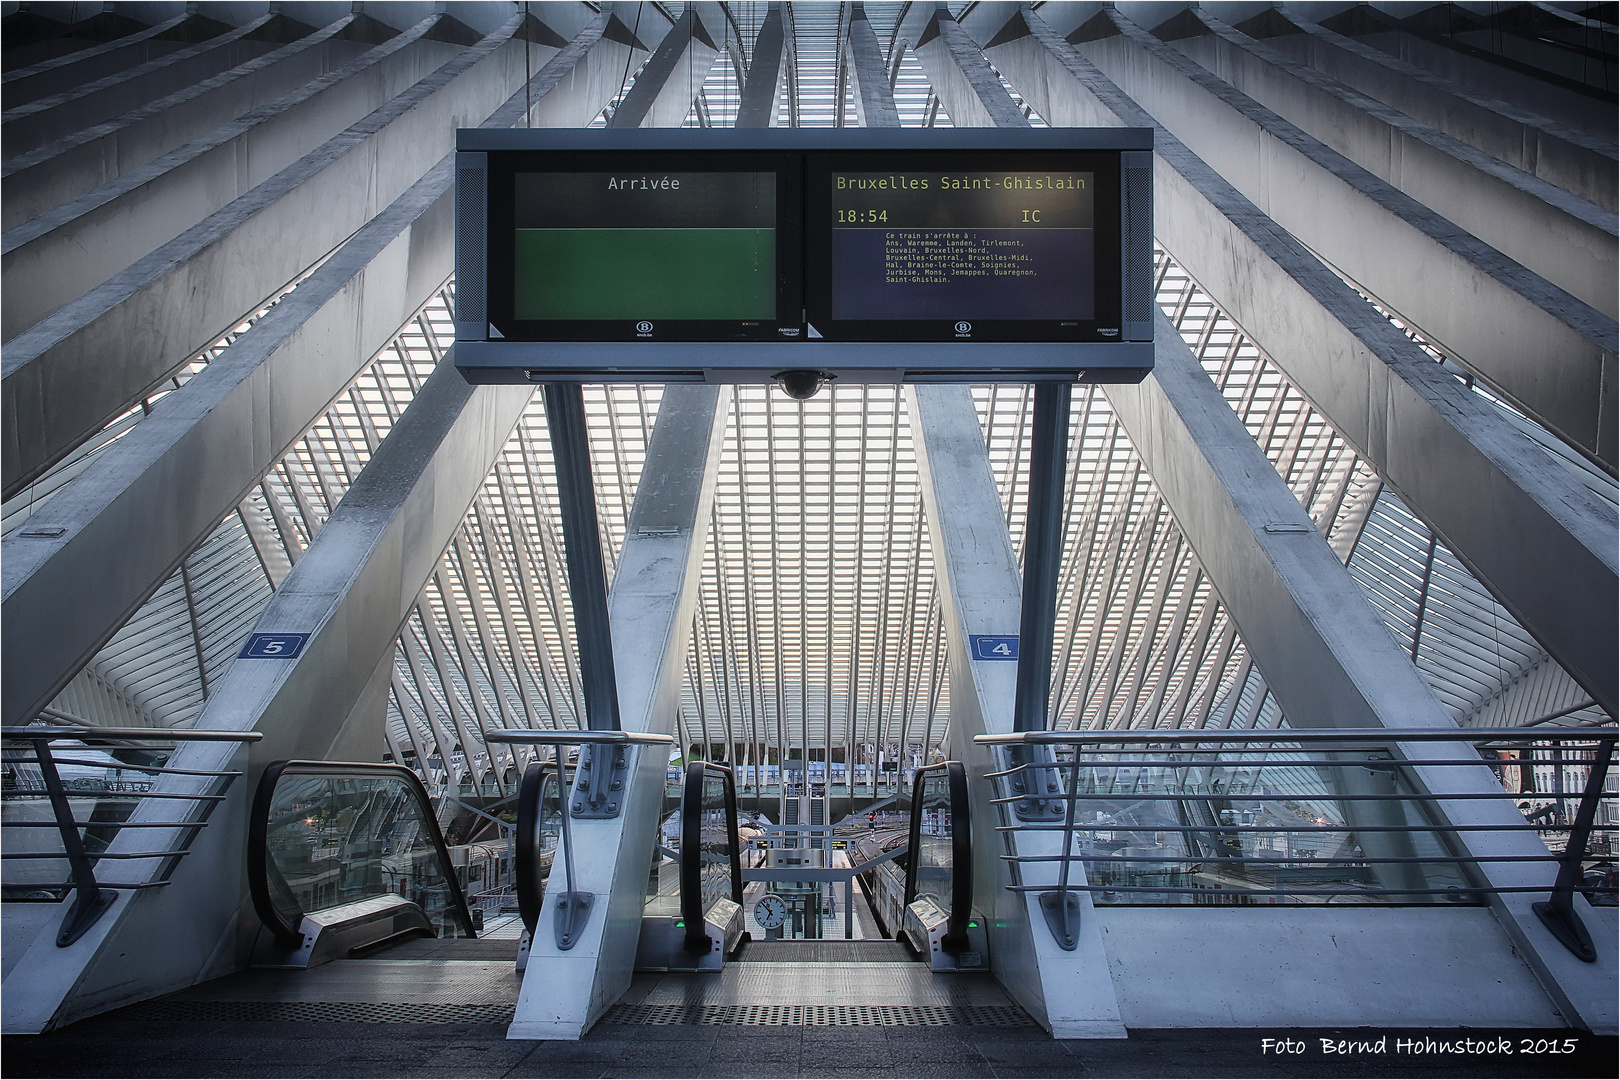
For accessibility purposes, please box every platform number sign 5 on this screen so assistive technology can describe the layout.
[238,632,311,660]
[969,635,1019,661]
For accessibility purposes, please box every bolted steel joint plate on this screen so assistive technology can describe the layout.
[1038,890,1081,951]
[571,743,634,819]
[554,891,593,950]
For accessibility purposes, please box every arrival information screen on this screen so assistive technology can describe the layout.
[829,170,1094,321]
[513,172,776,322]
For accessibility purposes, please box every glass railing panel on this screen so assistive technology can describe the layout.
[695,771,734,915]
[1051,745,1477,905]
[909,768,956,915]
[679,763,741,945]
[252,762,476,939]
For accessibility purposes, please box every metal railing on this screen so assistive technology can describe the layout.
[486,729,674,950]
[975,727,1617,960]
[2,724,263,947]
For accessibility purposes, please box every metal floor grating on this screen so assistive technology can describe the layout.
[600,1003,1034,1026]
[115,1000,515,1024]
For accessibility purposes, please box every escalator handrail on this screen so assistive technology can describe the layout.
[904,760,973,953]
[248,760,478,945]
[515,760,567,936]
[680,761,742,952]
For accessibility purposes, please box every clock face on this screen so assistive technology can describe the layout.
[754,893,788,930]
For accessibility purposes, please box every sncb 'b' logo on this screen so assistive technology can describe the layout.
[955,321,972,335]
[636,321,654,334]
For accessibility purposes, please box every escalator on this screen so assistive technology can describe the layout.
[895,761,987,971]
[247,761,479,967]
[511,756,746,972]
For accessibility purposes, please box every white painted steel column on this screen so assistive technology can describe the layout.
[1106,313,1617,1035]
[909,384,1127,1039]
[981,5,1619,724]
[509,385,730,1040]
[1,12,636,730]
[606,3,722,129]
[0,358,532,1034]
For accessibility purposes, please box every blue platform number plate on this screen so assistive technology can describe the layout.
[970,635,1019,661]
[239,632,311,660]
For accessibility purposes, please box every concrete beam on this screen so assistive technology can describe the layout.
[844,2,899,128]
[900,3,1030,128]
[908,384,1126,1039]
[1296,5,1617,138]
[1104,311,1616,1034]
[2,16,467,339]
[1261,6,1618,211]
[735,3,786,128]
[0,9,197,108]
[1166,8,1616,316]
[0,356,533,1035]
[608,3,721,128]
[509,385,729,1040]
[1,12,285,159]
[1,14,632,730]
[1072,6,1616,470]
[987,9,1618,720]
[0,11,531,499]
[0,18,368,230]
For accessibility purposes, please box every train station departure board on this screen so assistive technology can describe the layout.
[480,150,802,343]
[806,155,1121,341]
[454,129,1154,384]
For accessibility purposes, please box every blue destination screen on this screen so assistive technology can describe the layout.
[829,171,1094,321]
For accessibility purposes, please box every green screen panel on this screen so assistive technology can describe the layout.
[514,228,776,321]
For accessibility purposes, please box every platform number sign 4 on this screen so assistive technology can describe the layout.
[239,632,311,660]
[970,635,1019,661]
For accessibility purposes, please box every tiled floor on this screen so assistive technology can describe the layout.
[7,939,1615,1078]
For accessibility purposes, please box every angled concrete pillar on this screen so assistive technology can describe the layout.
[509,385,730,1040]
[900,2,1030,128]
[1256,6,1618,211]
[1164,8,1616,317]
[1070,6,1616,468]
[607,3,722,129]
[1,11,287,159]
[736,3,787,128]
[2,15,631,731]
[2,14,469,339]
[0,9,199,109]
[845,3,899,128]
[1,10,530,499]
[983,5,1618,725]
[1,16,368,230]
[908,385,1126,1038]
[0,356,533,1034]
[1105,312,1616,1035]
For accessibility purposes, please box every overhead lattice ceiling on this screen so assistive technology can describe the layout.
[12,2,1611,801]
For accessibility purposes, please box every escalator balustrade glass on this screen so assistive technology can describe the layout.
[515,761,567,935]
[905,761,973,956]
[681,762,743,951]
[249,762,477,943]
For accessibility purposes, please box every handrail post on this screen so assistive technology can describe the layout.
[1037,752,1082,950]
[28,737,116,947]
[485,730,675,952]
[1533,734,1615,962]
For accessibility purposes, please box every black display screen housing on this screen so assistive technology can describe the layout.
[485,150,803,343]
[805,151,1124,342]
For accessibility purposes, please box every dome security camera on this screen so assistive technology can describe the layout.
[773,370,836,401]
